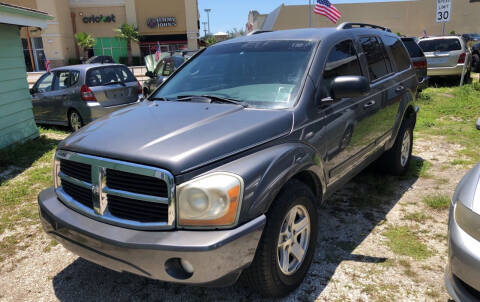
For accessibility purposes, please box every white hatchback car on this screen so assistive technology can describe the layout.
[418,36,471,82]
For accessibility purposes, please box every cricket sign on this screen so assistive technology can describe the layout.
[436,0,451,23]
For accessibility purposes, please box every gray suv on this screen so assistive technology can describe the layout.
[38,23,418,297]
[31,64,141,131]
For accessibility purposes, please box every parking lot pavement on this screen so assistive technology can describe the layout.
[0,134,462,302]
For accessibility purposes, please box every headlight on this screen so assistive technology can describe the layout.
[177,173,243,227]
[53,152,61,189]
[455,202,480,242]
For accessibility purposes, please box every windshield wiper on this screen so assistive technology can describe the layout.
[148,97,171,102]
[176,95,248,107]
[105,81,126,87]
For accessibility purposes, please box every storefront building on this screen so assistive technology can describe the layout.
[248,0,480,38]
[3,0,199,71]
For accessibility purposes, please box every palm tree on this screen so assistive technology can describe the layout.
[75,32,96,61]
[114,23,139,66]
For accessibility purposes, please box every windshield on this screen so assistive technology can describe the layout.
[418,38,462,52]
[152,40,316,109]
[401,39,424,57]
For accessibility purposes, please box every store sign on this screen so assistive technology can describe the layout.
[147,17,177,28]
[436,0,451,23]
[82,14,116,24]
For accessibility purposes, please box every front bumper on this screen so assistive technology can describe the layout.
[427,64,467,76]
[446,204,480,301]
[38,187,265,286]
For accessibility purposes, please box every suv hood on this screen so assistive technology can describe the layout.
[59,101,293,175]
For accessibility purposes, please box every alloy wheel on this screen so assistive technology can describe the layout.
[277,205,311,275]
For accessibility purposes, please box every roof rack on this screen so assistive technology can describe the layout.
[337,22,391,32]
[247,30,272,36]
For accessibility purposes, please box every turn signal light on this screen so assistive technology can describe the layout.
[458,53,466,64]
[80,85,96,101]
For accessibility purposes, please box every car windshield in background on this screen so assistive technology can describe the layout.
[86,66,136,87]
[401,39,424,57]
[418,38,462,52]
[152,40,316,109]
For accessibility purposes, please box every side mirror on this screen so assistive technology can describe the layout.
[29,87,37,94]
[476,117,480,130]
[331,76,370,99]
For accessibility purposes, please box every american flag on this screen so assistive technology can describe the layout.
[155,42,161,61]
[314,0,342,24]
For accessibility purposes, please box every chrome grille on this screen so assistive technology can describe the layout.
[55,150,175,230]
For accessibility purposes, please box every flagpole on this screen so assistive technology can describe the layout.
[308,0,312,27]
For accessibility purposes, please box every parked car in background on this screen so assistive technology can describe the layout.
[85,56,115,64]
[418,36,471,83]
[445,118,480,302]
[38,23,419,297]
[142,55,186,96]
[31,64,141,131]
[461,33,480,48]
[401,37,428,92]
[470,42,480,72]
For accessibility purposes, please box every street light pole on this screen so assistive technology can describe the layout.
[204,9,212,35]
[202,21,208,37]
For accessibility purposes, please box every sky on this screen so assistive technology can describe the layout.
[198,0,409,35]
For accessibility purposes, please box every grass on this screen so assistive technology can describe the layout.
[383,225,434,260]
[403,212,432,223]
[422,194,451,210]
[0,128,68,261]
[415,82,480,164]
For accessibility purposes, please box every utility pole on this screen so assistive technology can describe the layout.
[202,21,208,37]
[204,9,212,35]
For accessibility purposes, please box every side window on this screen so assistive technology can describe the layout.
[53,71,71,90]
[384,36,411,71]
[359,36,391,81]
[324,40,362,82]
[70,71,80,86]
[35,72,54,93]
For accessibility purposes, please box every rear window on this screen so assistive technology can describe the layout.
[86,66,136,87]
[401,39,424,57]
[418,38,462,52]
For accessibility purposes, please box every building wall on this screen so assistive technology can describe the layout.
[262,0,480,37]
[0,24,39,149]
[36,0,76,67]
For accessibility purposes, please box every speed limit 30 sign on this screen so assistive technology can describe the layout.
[436,0,451,23]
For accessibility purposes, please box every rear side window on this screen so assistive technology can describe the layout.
[53,70,80,90]
[384,36,411,71]
[359,36,391,81]
[418,39,462,52]
[401,39,424,57]
[324,40,362,81]
[86,66,136,87]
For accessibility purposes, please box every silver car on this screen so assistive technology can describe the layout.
[445,118,480,301]
[31,64,141,131]
[418,36,471,81]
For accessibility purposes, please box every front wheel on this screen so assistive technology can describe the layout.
[243,180,318,297]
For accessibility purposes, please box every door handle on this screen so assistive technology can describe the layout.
[363,100,376,109]
[395,85,405,93]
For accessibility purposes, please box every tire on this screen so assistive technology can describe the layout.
[378,117,414,175]
[243,179,318,297]
[68,110,83,132]
[472,54,480,73]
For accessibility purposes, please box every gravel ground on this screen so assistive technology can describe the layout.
[0,135,466,302]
